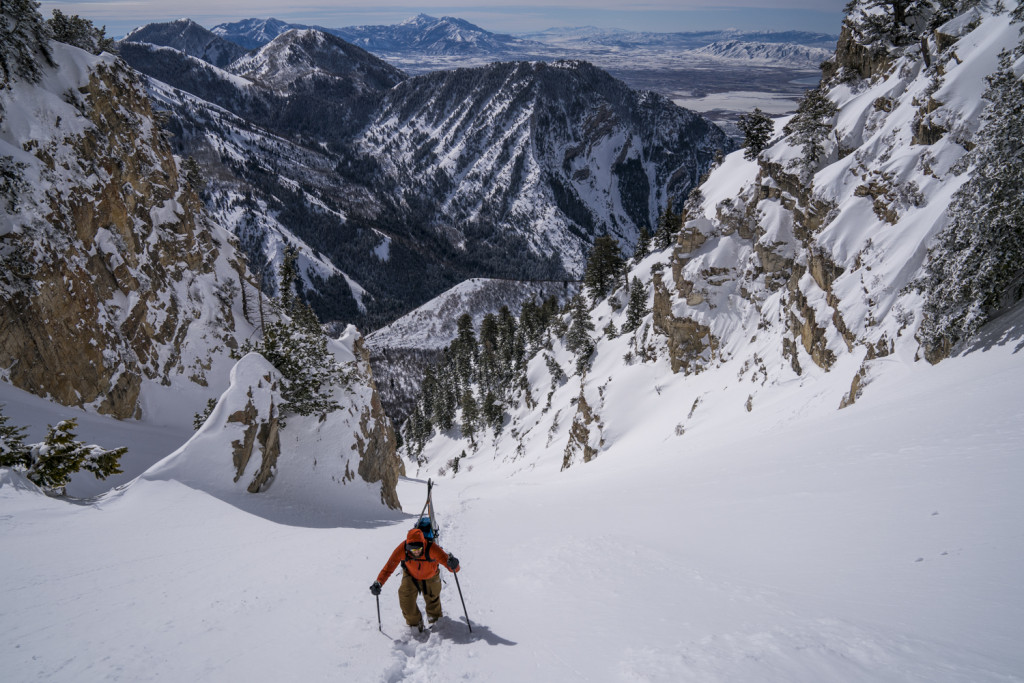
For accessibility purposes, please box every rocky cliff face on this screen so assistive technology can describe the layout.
[1,42,250,419]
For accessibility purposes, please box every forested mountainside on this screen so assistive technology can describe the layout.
[366,278,577,424]
[118,24,731,331]
[397,0,1024,472]
[122,18,248,68]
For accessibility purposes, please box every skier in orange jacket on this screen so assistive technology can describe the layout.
[370,527,460,630]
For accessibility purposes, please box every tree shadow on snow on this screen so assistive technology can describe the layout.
[961,299,1024,357]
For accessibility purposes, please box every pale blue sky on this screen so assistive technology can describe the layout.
[40,1,847,40]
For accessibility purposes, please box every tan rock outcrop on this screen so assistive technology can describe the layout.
[0,57,245,418]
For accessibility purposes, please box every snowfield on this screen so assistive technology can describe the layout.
[2,305,1022,681]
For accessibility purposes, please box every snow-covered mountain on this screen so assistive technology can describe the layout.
[212,14,539,56]
[118,28,730,330]
[229,28,406,91]
[121,18,248,68]
[0,39,250,421]
[209,17,305,50]
[686,40,833,68]
[2,3,1022,681]
[358,59,732,274]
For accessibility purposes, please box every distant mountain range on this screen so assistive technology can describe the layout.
[204,15,836,67]
[116,19,732,331]
[210,14,540,56]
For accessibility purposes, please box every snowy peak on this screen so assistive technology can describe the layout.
[229,28,405,90]
[120,18,248,68]
[334,13,530,55]
[210,17,302,50]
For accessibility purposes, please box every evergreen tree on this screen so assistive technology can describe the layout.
[0,407,29,467]
[565,293,595,373]
[460,389,479,443]
[482,391,504,435]
[622,277,650,334]
[181,156,205,193]
[920,50,1024,360]
[653,199,679,251]
[844,0,936,45]
[783,86,838,176]
[633,226,652,263]
[430,356,457,432]
[46,9,114,54]
[239,246,347,417]
[738,108,774,160]
[1,0,53,87]
[583,233,626,302]
[451,313,477,388]
[477,312,499,393]
[20,419,124,493]
[278,246,299,313]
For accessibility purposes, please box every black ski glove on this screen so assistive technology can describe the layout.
[446,555,459,571]
[370,581,381,596]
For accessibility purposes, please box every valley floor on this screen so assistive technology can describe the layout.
[2,330,1023,681]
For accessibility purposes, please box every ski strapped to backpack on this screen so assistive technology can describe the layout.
[417,478,440,542]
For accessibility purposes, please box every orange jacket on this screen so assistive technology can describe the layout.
[377,528,460,585]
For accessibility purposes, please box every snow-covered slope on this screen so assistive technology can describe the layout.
[367,278,574,352]
[142,327,402,520]
[0,309,1021,680]
[366,278,577,424]
[395,4,1024,487]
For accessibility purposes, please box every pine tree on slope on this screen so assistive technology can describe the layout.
[738,108,774,160]
[584,233,626,302]
[920,50,1024,361]
[622,277,650,334]
[0,0,53,87]
[565,293,596,374]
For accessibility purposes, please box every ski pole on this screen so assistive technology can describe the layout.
[376,592,382,632]
[453,571,472,633]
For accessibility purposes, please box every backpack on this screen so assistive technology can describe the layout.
[415,516,435,542]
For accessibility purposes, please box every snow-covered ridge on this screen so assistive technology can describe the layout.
[686,40,833,68]
[368,278,576,351]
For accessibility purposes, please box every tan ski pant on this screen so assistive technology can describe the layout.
[398,571,442,626]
